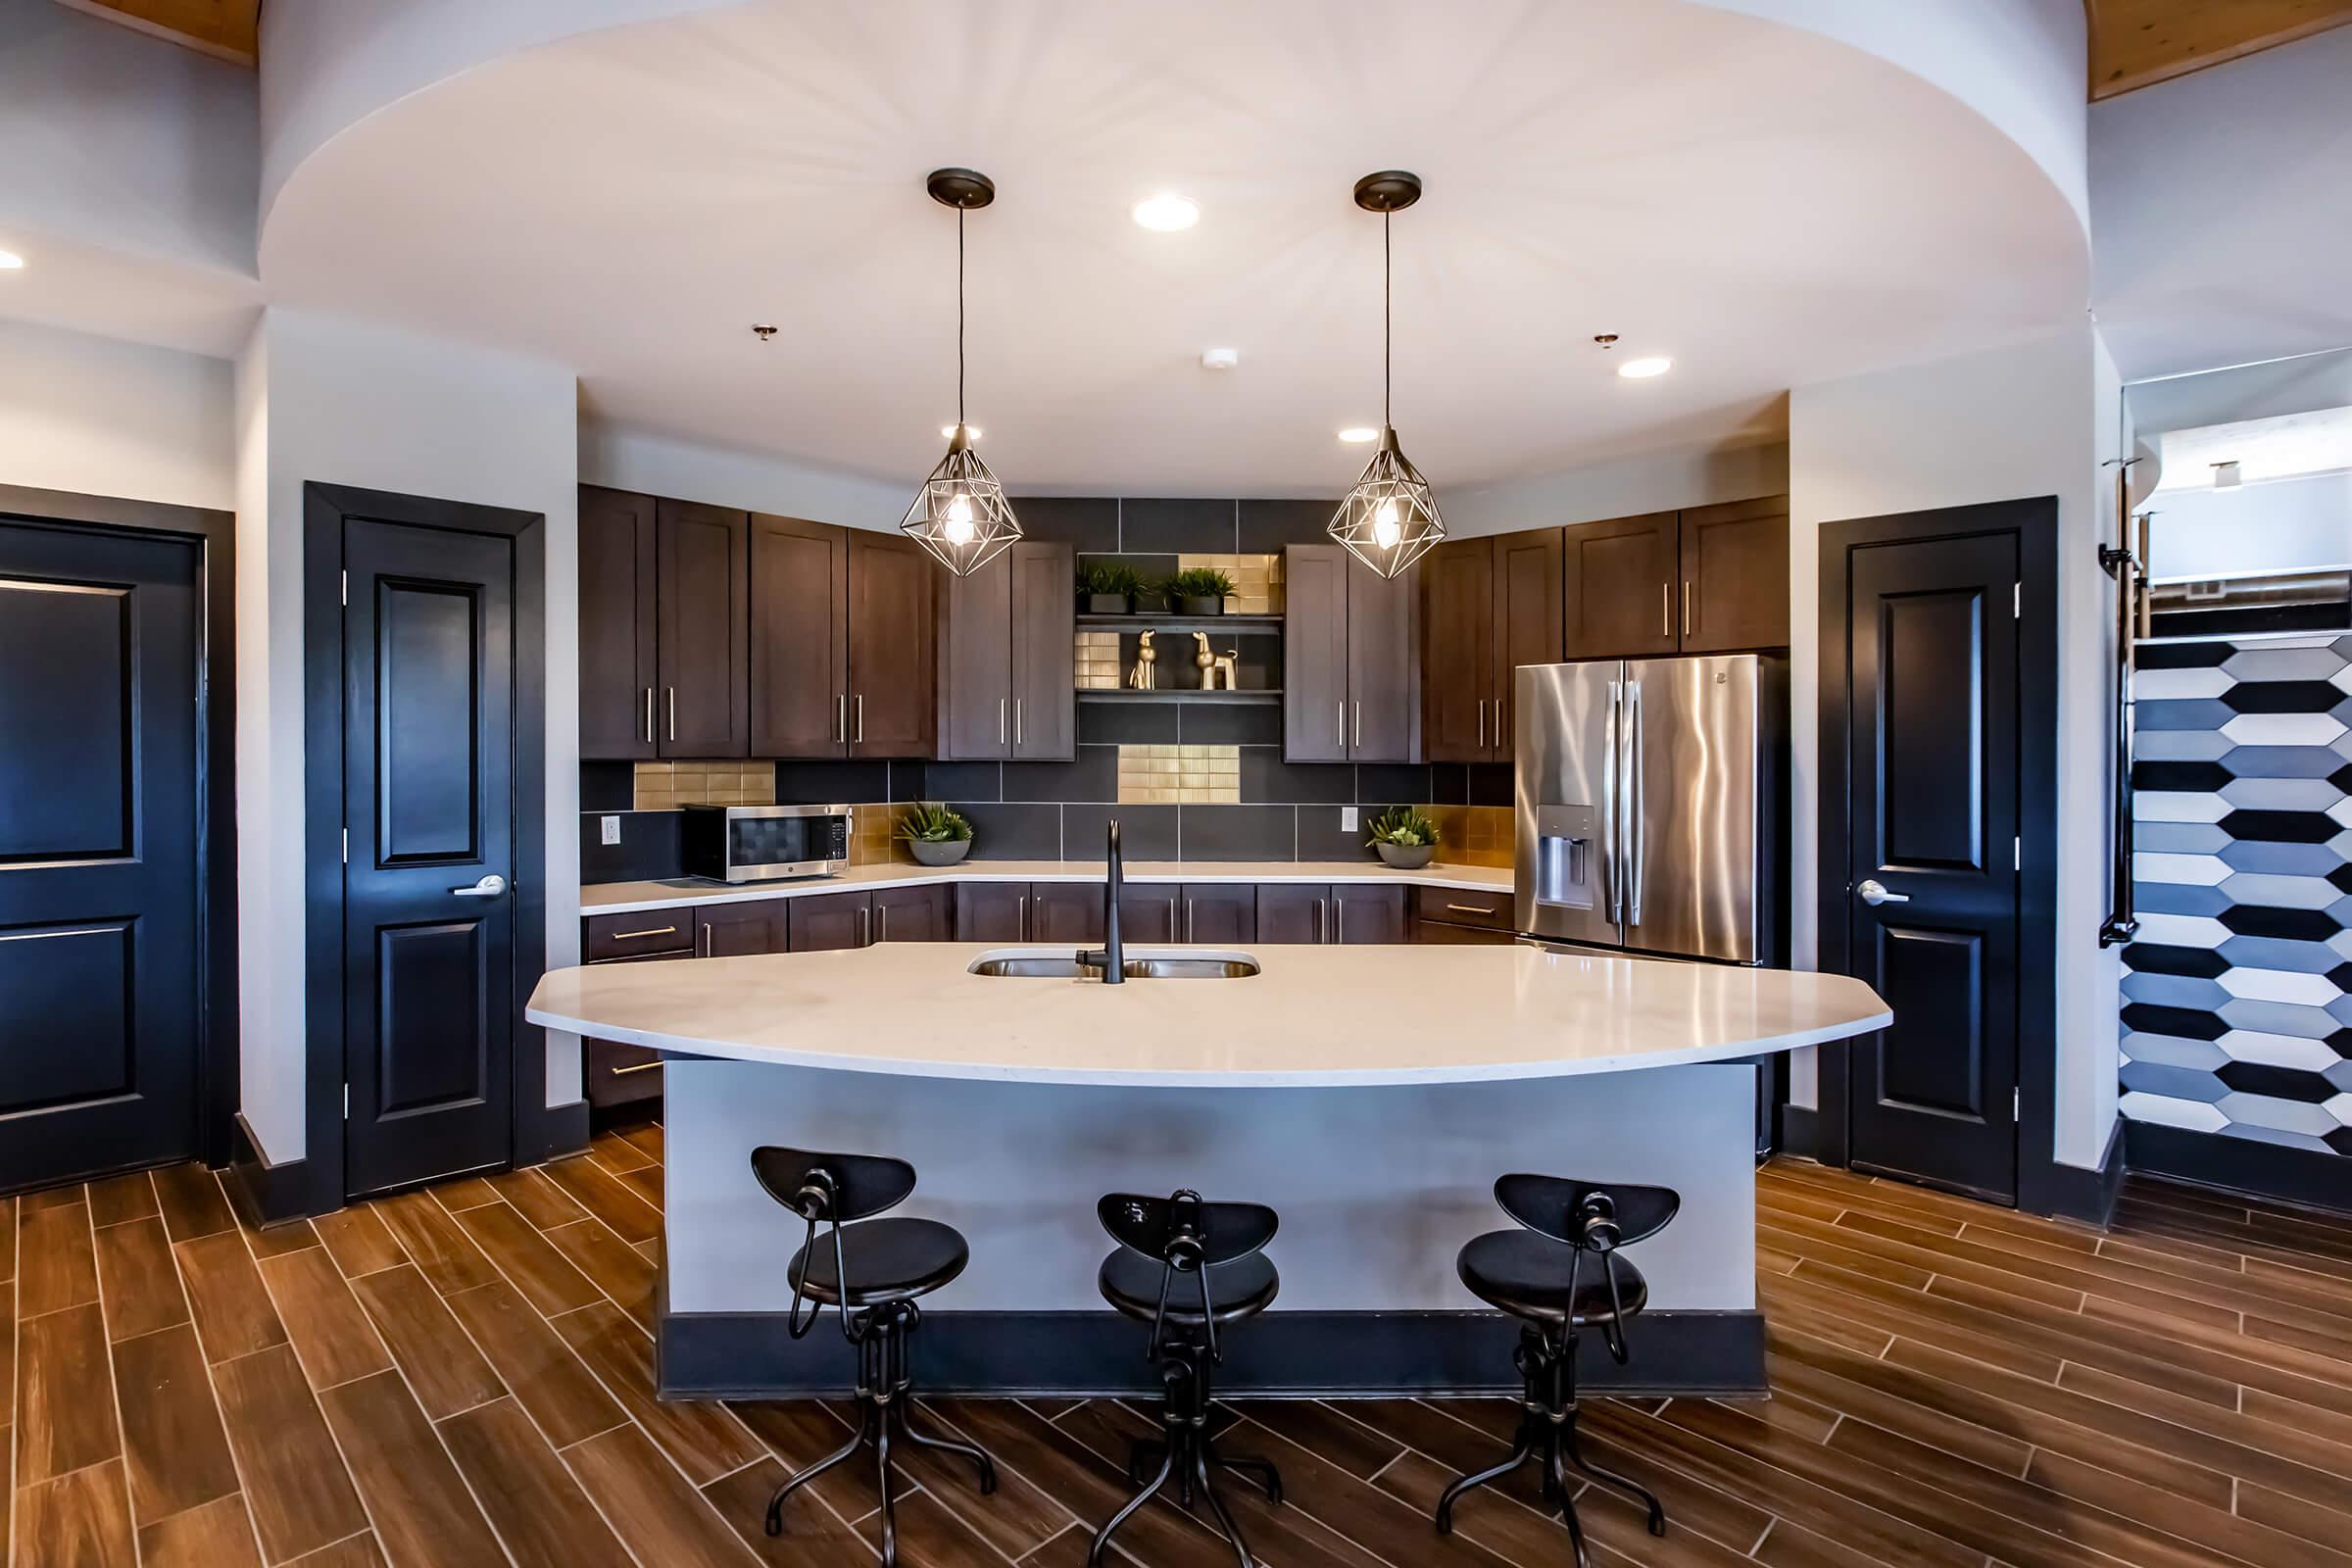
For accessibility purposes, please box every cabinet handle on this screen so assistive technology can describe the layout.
[1477,699,1486,749]
[1000,697,1006,747]
[1014,699,1022,747]
[697,923,710,957]
[1353,702,1361,750]
[1683,579,1692,637]
[643,688,655,746]
[1445,903,1495,916]
[1336,897,1345,943]
[1017,893,1028,940]
[1337,700,1346,754]
[1168,896,1178,937]
[876,905,888,943]
[1185,898,1195,941]
[859,906,872,946]
[1315,898,1326,943]
[610,1060,662,1077]
[855,694,864,744]
[609,924,677,941]
[1660,582,1671,638]
[666,687,677,742]
[837,694,846,745]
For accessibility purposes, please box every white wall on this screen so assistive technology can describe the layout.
[1787,326,2120,1171]
[1438,441,1789,538]
[238,308,582,1162]
[2146,473,2352,580]
[0,318,232,509]
[578,421,906,533]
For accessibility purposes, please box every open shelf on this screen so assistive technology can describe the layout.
[1075,612,1286,634]
[1076,688,1283,704]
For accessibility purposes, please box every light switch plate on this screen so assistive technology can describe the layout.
[1339,807,1358,833]
[600,814,621,846]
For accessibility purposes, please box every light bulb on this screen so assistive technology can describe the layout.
[942,492,976,545]
[1372,498,1402,550]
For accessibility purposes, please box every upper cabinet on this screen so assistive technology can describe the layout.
[578,487,659,759]
[1562,510,1682,661]
[1284,544,1417,762]
[1561,498,1788,660]
[655,499,753,756]
[750,514,850,757]
[1421,528,1563,762]
[846,531,938,757]
[938,541,1074,760]
[1677,495,1789,654]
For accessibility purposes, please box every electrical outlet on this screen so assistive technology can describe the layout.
[600,814,621,846]
[1339,806,1358,833]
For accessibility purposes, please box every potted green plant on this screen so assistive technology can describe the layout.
[1167,565,1235,615]
[1078,562,1146,614]
[1366,805,1439,870]
[897,802,974,867]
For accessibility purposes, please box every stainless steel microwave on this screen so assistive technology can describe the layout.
[680,804,852,884]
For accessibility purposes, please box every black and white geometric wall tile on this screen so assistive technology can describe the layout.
[2123,633,2352,1158]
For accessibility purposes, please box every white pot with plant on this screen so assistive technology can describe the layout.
[1366,806,1438,870]
[898,802,974,866]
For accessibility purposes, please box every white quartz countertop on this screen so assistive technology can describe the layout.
[581,859,1513,915]
[526,942,1888,1088]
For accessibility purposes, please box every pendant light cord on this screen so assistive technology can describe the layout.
[1383,210,1392,429]
[956,207,967,427]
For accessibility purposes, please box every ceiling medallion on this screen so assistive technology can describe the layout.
[902,168,1022,577]
[1329,171,1444,578]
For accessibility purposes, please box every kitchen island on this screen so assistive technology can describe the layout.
[525,940,1887,1396]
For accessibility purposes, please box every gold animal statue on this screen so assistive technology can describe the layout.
[1192,631,1216,689]
[1209,649,1239,691]
[1127,629,1157,690]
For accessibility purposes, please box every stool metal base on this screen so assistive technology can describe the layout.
[1434,1325,1665,1568]
[763,1301,997,1568]
[1091,1345,1283,1568]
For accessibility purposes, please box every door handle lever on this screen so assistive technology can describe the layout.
[451,874,508,899]
[1857,878,1909,906]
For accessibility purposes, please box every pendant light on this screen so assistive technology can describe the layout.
[1329,170,1444,578]
[902,168,1022,576]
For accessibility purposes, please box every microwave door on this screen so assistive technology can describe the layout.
[1514,662,1623,948]
[1624,655,1762,963]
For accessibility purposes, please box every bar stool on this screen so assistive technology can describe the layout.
[1436,1174,1679,1568]
[1091,1189,1285,1568]
[751,1146,997,1567]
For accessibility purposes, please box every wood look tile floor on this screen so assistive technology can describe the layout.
[10,1139,2352,1566]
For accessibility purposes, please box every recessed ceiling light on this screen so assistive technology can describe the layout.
[0,250,24,270]
[942,423,981,441]
[1617,357,1672,379]
[1338,426,1379,444]
[1132,193,1200,232]
[1200,347,1239,371]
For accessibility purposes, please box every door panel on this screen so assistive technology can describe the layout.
[1492,527,1564,761]
[874,884,954,943]
[1255,884,1329,944]
[344,518,515,1198]
[955,882,1029,942]
[656,500,750,757]
[1031,883,1105,944]
[1421,538,1493,762]
[788,889,871,952]
[1563,512,1678,659]
[848,533,936,757]
[577,487,657,760]
[695,900,788,956]
[1347,556,1416,761]
[1624,656,1761,963]
[1513,662,1622,949]
[750,514,849,759]
[1010,542,1076,760]
[1283,546,1348,761]
[1119,888,1180,944]
[1332,884,1407,944]
[939,548,1011,760]
[1841,530,2020,1202]
[1182,885,1257,944]
[1681,497,1788,653]
[0,522,200,1191]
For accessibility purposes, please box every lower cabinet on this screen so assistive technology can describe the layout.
[1183,884,1258,945]
[788,888,872,952]
[873,883,953,943]
[1118,887,1180,943]
[955,882,1030,942]
[695,899,788,956]
[1255,883,1330,944]
[1332,884,1408,945]
[1031,882,1106,944]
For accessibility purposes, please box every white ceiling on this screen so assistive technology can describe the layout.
[257,0,2086,495]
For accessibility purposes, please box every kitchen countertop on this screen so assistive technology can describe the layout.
[580,858,1514,915]
[526,941,1888,1088]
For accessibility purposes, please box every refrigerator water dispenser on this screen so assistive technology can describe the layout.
[1533,804,1597,910]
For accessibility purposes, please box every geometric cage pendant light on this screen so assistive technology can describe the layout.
[1328,170,1445,579]
[901,167,1023,577]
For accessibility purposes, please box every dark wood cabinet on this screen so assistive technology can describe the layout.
[750,514,850,758]
[694,899,788,957]
[1421,538,1493,763]
[578,487,658,760]
[1118,887,1180,944]
[1679,496,1789,653]
[583,909,693,962]
[1182,884,1257,944]
[939,541,1073,760]
[1255,883,1329,944]
[655,499,751,756]
[1332,883,1407,945]
[1031,882,1105,944]
[1562,510,1679,661]
[954,881,1029,942]
[873,883,953,943]
[848,531,937,758]
[1492,526,1564,757]
[1284,545,1417,762]
[1412,915,1516,945]
[787,888,871,953]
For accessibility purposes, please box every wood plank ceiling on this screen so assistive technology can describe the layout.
[49,0,258,66]
[2088,0,2352,97]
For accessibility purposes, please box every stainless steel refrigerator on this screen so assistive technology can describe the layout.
[1513,654,1786,964]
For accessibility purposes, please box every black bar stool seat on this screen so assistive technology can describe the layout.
[787,1217,969,1305]
[1456,1229,1649,1327]
[1100,1248,1278,1325]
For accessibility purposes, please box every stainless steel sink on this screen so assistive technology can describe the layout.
[967,954,1260,980]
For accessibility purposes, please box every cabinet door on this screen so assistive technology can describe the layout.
[873,883,953,943]
[1031,882,1105,944]
[694,900,788,956]
[937,549,1011,760]
[1680,496,1789,653]
[1182,884,1257,945]
[1347,555,1418,762]
[1413,917,1518,946]
[848,532,937,758]
[656,499,751,757]
[1010,542,1076,760]
[1492,526,1564,760]
[750,514,849,758]
[1284,545,1348,762]
[787,889,871,952]
[1420,537,1493,763]
[583,950,680,1108]
[578,487,658,760]
[1255,883,1330,944]
[1332,883,1408,944]
[1118,887,1180,943]
[1562,511,1679,661]
[954,881,1029,943]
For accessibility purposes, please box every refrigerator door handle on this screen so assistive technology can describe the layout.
[1605,679,1622,924]
[1626,680,1644,926]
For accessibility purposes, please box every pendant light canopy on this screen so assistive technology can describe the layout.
[1329,171,1444,579]
[902,168,1022,577]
